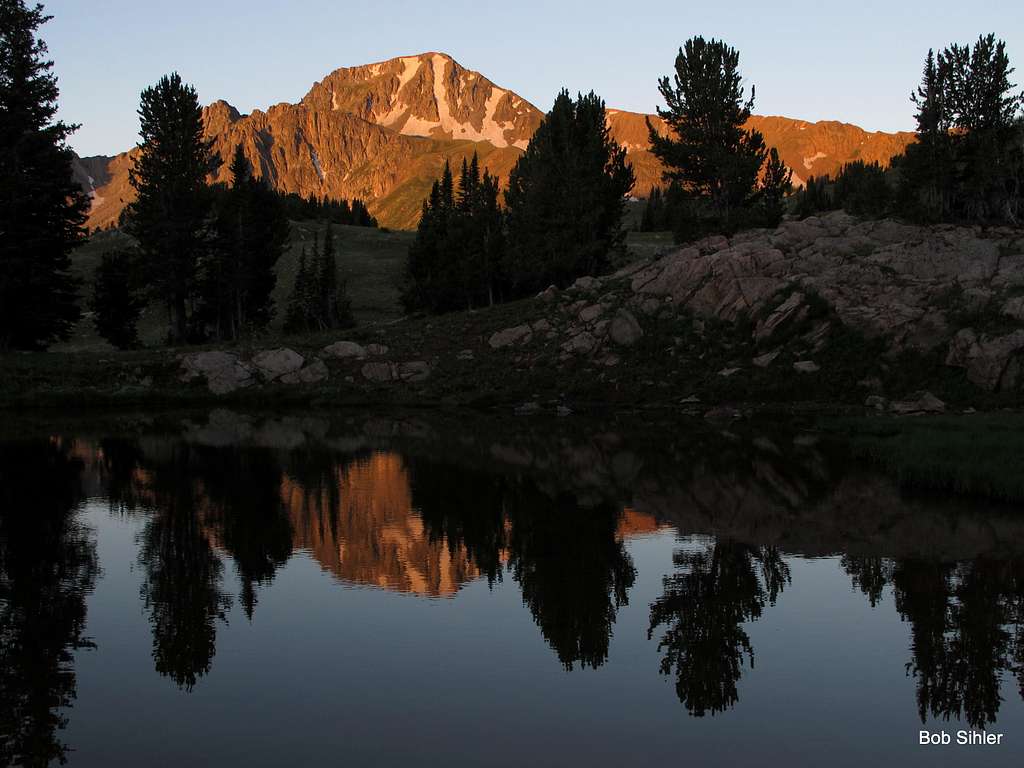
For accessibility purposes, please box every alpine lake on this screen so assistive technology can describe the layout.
[2,408,1022,767]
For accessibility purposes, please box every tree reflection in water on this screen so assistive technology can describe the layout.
[409,460,636,670]
[648,541,789,717]
[8,413,1024,752]
[0,440,97,766]
[136,444,232,691]
[842,555,1024,729]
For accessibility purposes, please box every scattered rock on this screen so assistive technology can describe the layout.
[864,395,888,411]
[556,406,573,417]
[531,319,552,333]
[609,309,643,347]
[703,406,742,422]
[514,401,541,416]
[282,358,329,385]
[561,331,598,355]
[179,351,255,395]
[639,298,662,316]
[397,361,431,382]
[457,349,475,361]
[889,391,946,415]
[579,304,604,323]
[718,367,741,377]
[793,360,820,373]
[252,348,305,382]
[752,350,780,368]
[361,362,395,383]
[366,343,390,356]
[537,285,559,302]
[571,276,597,292]
[489,325,533,349]
[322,341,367,359]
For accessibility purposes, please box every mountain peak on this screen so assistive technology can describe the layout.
[303,52,541,149]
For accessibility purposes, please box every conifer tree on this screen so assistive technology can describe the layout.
[90,248,144,349]
[403,163,454,312]
[284,246,311,332]
[203,144,288,340]
[283,224,353,332]
[505,90,634,295]
[0,0,87,350]
[315,221,352,329]
[127,72,218,344]
[403,155,506,313]
[899,35,1024,223]
[757,148,794,227]
[648,37,789,238]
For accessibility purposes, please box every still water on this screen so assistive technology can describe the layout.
[1,410,1022,766]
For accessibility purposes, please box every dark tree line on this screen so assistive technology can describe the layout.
[93,76,357,347]
[899,34,1024,224]
[0,0,87,351]
[276,191,377,228]
[403,90,634,314]
[793,160,893,219]
[402,153,504,313]
[796,34,1024,225]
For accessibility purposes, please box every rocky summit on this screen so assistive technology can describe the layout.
[77,52,915,231]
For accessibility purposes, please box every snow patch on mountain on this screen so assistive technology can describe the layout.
[803,151,828,170]
[310,149,325,181]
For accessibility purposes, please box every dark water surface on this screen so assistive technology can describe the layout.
[1,410,1022,766]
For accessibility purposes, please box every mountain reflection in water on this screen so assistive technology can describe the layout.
[1,410,1023,766]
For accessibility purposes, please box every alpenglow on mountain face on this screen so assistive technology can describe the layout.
[78,52,916,231]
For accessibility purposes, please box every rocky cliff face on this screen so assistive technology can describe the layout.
[80,52,915,231]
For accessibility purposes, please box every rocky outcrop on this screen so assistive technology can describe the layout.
[361,361,431,383]
[179,352,256,395]
[180,348,329,394]
[252,348,305,382]
[489,325,533,349]
[483,213,1024,396]
[322,341,368,359]
[945,328,1024,392]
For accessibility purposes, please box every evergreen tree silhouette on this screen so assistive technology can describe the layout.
[0,0,87,350]
[505,90,634,294]
[127,73,218,344]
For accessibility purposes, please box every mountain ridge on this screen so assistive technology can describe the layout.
[79,51,916,231]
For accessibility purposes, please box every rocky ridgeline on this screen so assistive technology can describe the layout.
[485,211,1024,407]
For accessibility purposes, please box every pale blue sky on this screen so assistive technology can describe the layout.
[44,0,1024,157]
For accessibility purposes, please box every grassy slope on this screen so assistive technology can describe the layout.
[828,414,1024,502]
[57,222,414,353]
